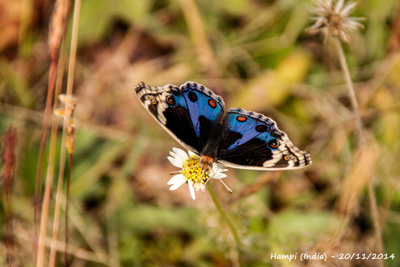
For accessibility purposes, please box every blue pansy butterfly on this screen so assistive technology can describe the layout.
[135,81,311,172]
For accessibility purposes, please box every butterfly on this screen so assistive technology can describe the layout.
[135,81,311,172]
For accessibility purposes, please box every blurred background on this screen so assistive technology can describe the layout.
[1,0,400,266]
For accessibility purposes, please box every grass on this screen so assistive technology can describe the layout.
[1,0,400,266]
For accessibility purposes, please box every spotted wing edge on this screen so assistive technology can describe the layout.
[180,81,225,109]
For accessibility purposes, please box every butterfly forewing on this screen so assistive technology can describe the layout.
[135,82,226,155]
[180,82,225,153]
[135,82,202,153]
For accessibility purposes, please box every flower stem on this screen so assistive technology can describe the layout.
[333,38,365,144]
[207,183,243,249]
[333,37,384,260]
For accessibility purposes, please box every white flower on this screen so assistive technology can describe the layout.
[307,0,365,43]
[167,147,228,200]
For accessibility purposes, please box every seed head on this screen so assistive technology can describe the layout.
[307,0,365,43]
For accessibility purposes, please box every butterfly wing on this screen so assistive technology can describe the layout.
[216,108,311,170]
[135,82,225,154]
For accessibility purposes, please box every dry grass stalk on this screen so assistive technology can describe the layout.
[34,0,71,263]
[335,141,379,216]
[177,0,221,91]
[59,0,81,265]
[48,46,67,267]
[333,37,384,262]
[309,140,380,266]
[15,223,110,265]
[1,127,17,267]
[308,1,384,263]
[332,38,365,143]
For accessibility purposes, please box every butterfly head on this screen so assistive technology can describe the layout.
[199,156,214,172]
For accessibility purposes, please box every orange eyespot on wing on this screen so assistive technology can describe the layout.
[208,99,216,108]
[237,115,247,122]
[166,95,175,105]
[268,140,279,148]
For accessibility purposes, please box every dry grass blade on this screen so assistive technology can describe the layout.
[34,0,71,263]
[60,0,81,264]
[333,37,384,265]
[335,141,379,216]
[48,44,67,267]
[309,141,380,266]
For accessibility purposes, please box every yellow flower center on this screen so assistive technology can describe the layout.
[181,155,209,191]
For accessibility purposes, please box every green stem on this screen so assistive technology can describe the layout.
[207,183,243,249]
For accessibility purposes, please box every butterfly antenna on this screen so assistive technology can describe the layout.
[218,178,232,193]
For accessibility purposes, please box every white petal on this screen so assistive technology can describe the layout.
[167,174,185,185]
[168,175,186,190]
[188,150,197,157]
[188,180,196,200]
[173,147,188,159]
[168,148,188,167]
[213,173,227,179]
[167,156,183,168]
[212,164,227,173]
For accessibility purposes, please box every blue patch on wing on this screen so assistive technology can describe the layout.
[181,82,224,137]
[224,108,276,150]
[225,114,261,150]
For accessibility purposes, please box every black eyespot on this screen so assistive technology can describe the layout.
[188,92,198,102]
[268,139,279,148]
[256,125,268,132]
[166,95,175,105]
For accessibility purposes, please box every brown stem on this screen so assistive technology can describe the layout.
[333,38,383,264]
[65,152,73,266]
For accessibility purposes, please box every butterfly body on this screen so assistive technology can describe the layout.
[135,81,311,171]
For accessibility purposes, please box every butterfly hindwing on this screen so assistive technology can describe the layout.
[216,108,311,170]
[135,82,225,155]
